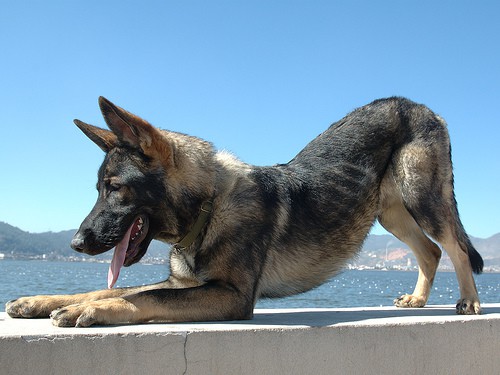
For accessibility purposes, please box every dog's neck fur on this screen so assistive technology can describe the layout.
[174,200,213,250]
[158,130,218,244]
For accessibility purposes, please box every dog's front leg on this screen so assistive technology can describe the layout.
[6,288,135,319]
[50,282,253,327]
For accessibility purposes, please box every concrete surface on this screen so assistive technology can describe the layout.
[1,304,500,374]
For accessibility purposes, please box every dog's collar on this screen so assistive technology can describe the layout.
[174,200,213,250]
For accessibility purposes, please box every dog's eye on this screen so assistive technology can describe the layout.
[107,183,123,193]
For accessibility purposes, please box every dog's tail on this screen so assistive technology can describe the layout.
[469,245,484,275]
[453,201,483,274]
[459,229,484,275]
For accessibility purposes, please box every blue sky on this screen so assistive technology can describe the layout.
[0,1,498,238]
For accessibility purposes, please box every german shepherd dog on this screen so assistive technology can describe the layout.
[7,97,483,327]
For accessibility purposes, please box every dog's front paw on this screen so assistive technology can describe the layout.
[50,298,138,327]
[6,296,59,318]
[50,304,97,327]
[393,294,426,308]
[456,298,481,315]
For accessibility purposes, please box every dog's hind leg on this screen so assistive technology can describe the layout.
[388,138,483,314]
[438,229,482,314]
[378,175,442,308]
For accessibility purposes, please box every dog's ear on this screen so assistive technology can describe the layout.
[74,119,117,152]
[98,96,158,152]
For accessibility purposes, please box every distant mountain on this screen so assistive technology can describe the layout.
[0,222,75,256]
[1,221,499,270]
[360,232,500,260]
[0,222,168,261]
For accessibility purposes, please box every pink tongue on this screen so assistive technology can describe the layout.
[107,224,134,289]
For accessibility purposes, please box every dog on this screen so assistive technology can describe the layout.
[6,96,483,327]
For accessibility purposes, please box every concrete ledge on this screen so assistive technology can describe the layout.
[1,304,500,374]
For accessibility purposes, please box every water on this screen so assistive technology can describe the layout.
[1,259,499,311]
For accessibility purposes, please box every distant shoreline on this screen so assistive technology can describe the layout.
[1,256,498,274]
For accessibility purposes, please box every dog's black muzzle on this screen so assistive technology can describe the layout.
[70,233,86,252]
[70,230,112,256]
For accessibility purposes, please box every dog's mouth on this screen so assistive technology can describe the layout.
[108,215,149,289]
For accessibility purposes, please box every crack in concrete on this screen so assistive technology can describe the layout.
[182,332,188,375]
[21,335,72,343]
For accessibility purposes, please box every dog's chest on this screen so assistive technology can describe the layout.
[169,249,197,279]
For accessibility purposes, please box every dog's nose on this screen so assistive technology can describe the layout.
[71,234,86,252]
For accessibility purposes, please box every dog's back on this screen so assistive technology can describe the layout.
[255,97,482,314]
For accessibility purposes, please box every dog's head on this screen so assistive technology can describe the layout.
[71,97,215,287]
